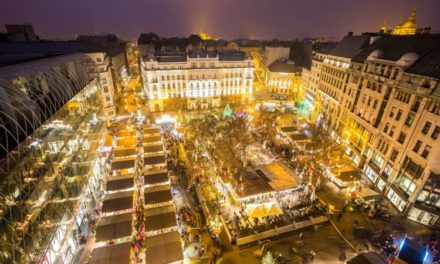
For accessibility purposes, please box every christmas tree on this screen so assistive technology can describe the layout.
[223,104,233,119]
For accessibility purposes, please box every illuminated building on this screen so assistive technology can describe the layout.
[0,54,107,263]
[140,50,254,111]
[303,33,440,226]
[392,10,417,35]
[260,46,290,67]
[77,34,130,88]
[0,39,119,124]
[265,59,302,97]
[380,9,431,36]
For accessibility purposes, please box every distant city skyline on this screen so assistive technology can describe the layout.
[1,0,440,41]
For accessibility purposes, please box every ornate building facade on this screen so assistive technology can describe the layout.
[140,50,254,111]
[303,33,440,227]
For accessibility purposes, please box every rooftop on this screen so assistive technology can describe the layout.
[329,34,371,58]
[268,59,301,73]
[147,50,250,63]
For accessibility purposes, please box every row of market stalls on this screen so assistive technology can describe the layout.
[89,128,138,264]
[89,125,184,263]
[141,127,183,264]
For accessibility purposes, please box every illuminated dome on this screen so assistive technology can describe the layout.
[392,10,417,35]
[396,52,419,68]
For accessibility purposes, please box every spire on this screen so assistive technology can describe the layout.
[379,20,387,33]
[408,8,417,22]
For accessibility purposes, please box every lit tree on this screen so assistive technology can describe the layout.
[262,251,277,264]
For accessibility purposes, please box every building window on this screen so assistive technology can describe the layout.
[390,149,398,162]
[389,107,396,118]
[422,121,432,134]
[405,115,414,126]
[389,126,395,137]
[102,78,107,84]
[384,163,393,176]
[383,123,389,133]
[413,140,422,153]
[397,132,406,144]
[396,110,402,121]
[421,145,431,158]
[103,86,109,93]
[432,126,440,139]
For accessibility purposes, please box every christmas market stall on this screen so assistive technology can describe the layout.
[144,231,183,264]
[89,242,132,264]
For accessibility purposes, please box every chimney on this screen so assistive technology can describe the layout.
[347,32,353,36]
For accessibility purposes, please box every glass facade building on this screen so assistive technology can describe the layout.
[0,54,107,263]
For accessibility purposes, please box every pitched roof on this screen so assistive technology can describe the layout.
[352,34,440,79]
[353,34,440,63]
[407,40,440,79]
[268,60,301,73]
[329,35,371,58]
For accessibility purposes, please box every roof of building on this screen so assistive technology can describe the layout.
[398,239,429,264]
[289,42,313,69]
[90,242,131,264]
[0,41,100,54]
[347,252,386,264]
[329,34,371,58]
[0,41,101,66]
[149,50,250,63]
[353,34,440,62]
[407,39,440,79]
[157,55,187,63]
[352,34,440,79]
[145,231,183,264]
[268,60,301,73]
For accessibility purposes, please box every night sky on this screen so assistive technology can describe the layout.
[1,0,439,41]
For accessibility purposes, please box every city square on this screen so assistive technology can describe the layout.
[1,1,440,264]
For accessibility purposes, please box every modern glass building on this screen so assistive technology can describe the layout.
[0,53,108,263]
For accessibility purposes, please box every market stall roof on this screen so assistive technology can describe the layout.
[142,136,161,144]
[111,159,135,170]
[398,239,430,264]
[347,252,386,264]
[117,130,136,137]
[145,231,183,264]
[143,144,163,154]
[102,195,133,213]
[95,213,132,242]
[106,178,134,192]
[280,126,297,133]
[144,185,172,205]
[145,205,177,231]
[89,242,131,264]
[289,133,310,142]
[113,148,136,158]
[258,161,300,191]
[143,127,161,135]
[104,135,114,147]
[246,202,283,218]
[117,137,136,147]
[236,169,272,197]
[144,171,169,185]
[331,169,361,182]
[356,187,380,201]
[144,154,166,165]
